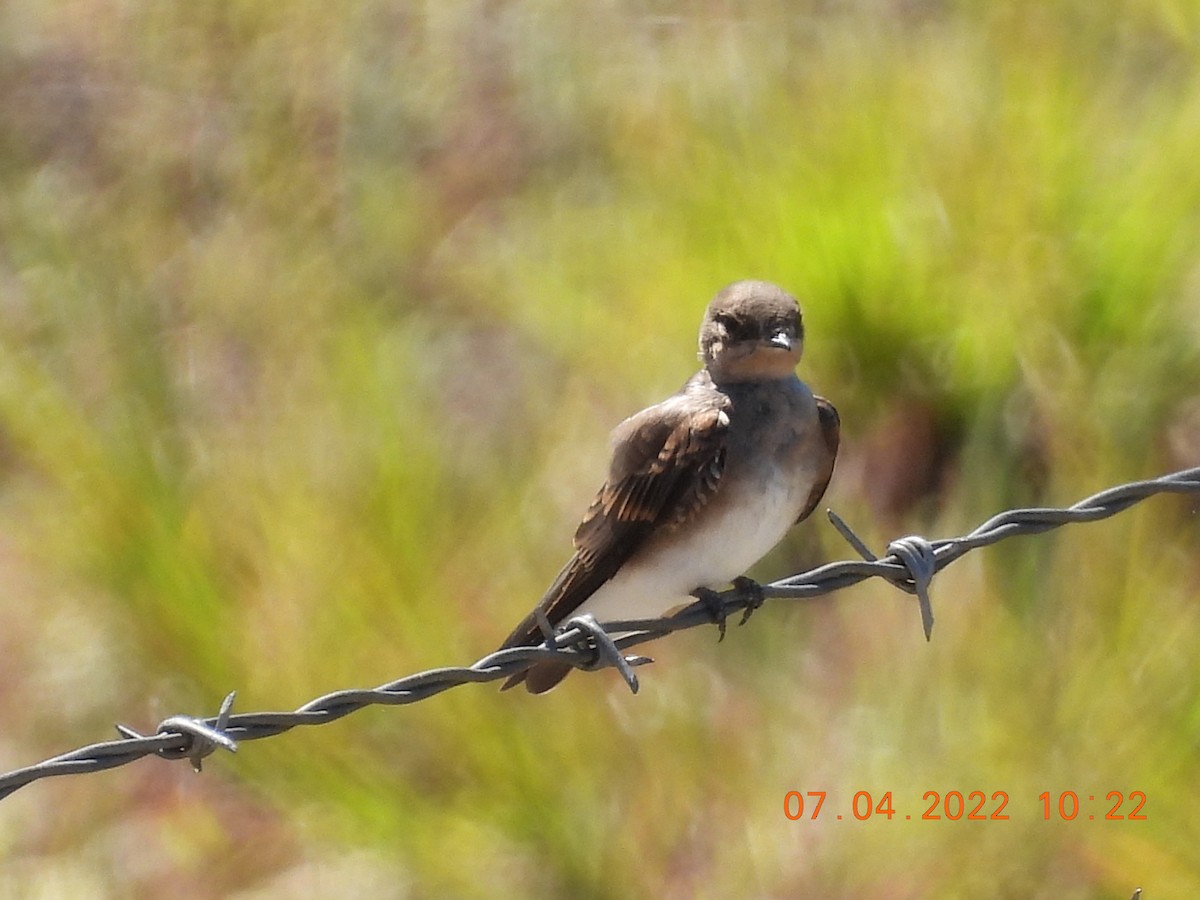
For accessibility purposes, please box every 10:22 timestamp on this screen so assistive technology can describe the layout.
[1038,791,1146,821]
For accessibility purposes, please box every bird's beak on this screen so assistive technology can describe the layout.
[768,331,793,352]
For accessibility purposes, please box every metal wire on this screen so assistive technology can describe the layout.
[1,466,1196,801]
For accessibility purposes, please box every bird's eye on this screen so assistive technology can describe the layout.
[713,312,739,332]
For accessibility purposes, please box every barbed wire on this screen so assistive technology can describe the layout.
[1,466,1197,801]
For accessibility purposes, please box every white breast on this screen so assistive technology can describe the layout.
[572,460,812,625]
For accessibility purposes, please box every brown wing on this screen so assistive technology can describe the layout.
[796,395,840,523]
[499,393,731,653]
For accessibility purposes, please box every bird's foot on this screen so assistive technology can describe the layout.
[691,586,729,642]
[732,576,766,626]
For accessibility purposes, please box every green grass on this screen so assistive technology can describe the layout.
[1,2,1199,897]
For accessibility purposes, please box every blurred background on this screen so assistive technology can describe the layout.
[1,1,1198,897]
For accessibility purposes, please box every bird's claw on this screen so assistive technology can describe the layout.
[691,586,729,641]
[732,576,766,625]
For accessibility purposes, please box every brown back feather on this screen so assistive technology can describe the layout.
[795,395,840,524]
[499,393,731,652]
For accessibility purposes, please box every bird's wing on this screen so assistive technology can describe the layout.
[795,395,840,523]
[499,394,731,650]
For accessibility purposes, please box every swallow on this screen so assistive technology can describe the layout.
[499,280,839,692]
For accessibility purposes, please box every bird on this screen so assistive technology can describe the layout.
[498,280,840,693]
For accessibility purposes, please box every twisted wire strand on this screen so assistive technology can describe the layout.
[1,466,1196,801]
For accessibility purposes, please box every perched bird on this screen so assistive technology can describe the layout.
[499,280,840,693]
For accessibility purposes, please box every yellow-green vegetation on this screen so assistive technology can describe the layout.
[1,1,1198,896]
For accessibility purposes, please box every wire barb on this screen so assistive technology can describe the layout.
[114,692,239,773]
[827,508,877,562]
[563,615,643,694]
[157,691,239,773]
[885,536,938,640]
[0,466,1196,801]
[828,511,939,638]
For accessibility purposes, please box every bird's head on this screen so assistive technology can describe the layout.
[699,280,804,382]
